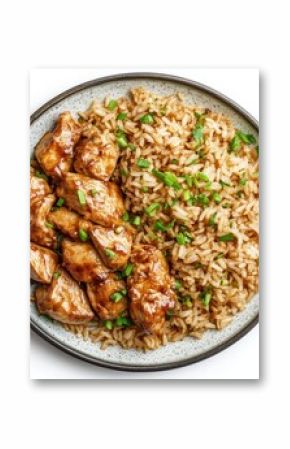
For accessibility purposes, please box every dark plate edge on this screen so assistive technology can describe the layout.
[30,71,259,372]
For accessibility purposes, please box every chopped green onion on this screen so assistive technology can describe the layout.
[220,180,231,188]
[145,202,160,217]
[122,211,130,222]
[131,215,141,226]
[110,291,124,303]
[128,143,136,151]
[116,134,128,148]
[154,219,174,233]
[56,197,65,207]
[152,169,181,190]
[35,170,48,181]
[192,123,204,146]
[239,178,247,186]
[219,233,235,242]
[53,271,61,279]
[175,279,183,290]
[137,158,150,169]
[91,188,97,196]
[176,232,192,245]
[236,131,257,145]
[141,186,149,193]
[121,263,134,278]
[140,113,154,124]
[77,189,86,206]
[212,192,222,204]
[115,316,132,327]
[196,194,210,207]
[181,296,192,308]
[108,99,117,111]
[183,190,191,202]
[199,290,212,307]
[45,221,54,229]
[230,134,241,152]
[105,248,116,259]
[196,172,209,182]
[79,229,88,242]
[117,112,127,121]
[209,213,217,226]
[104,320,113,330]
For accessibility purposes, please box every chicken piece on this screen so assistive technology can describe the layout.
[30,194,56,248]
[30,243,58,284]
[87,273,127,320]
[56,172,125,227]
[62,239,109,283]
[35,267,94,324]
[30,169,51,207]
[90,224,133,270]
[127,244,176,335]
[48,207,92,240]
[74,137,119,181]
[35,112,81,178]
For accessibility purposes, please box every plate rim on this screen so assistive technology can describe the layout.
[30,71,259,372]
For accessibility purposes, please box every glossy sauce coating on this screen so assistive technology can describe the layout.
[62,239,109,283]
[74,137,119,181]
[35,267,94,324]
[30,193,56,248]
[56,172,125,227]
[30,243,58,284]
[87,273,127,320]
[127,244,176,335]
[48,207,92,240]
[90,223,134,270]
[35,112,81,178]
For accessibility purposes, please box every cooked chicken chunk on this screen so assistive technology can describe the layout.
[62,239,109,283]
[48,207,92,240]
[56,172,125,227]
[127,244,176,335]
[35,112,81,178]
[74,137,119,181]
[30,194,56,248]
[90,224,133,270]
[35,267,94,324]
[87,273,127,320]
[30,169,51,207]
[30,243,58,284]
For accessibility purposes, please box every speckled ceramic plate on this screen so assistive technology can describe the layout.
[30,72,259,371]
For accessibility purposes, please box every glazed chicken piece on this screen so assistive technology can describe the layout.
[35,267,94,324]
[90,224,134,270]
[30,168,51,206]
[35,112,81,178]
[87,273,127,320]
[127,244,176,335]
[30,194,56,248]
[74,137,119,181]
[56,172,125,227]
[48,207,92,240]
[30,242,58,284]
[62,239,109,283]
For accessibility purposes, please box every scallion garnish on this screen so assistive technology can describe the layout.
[105,248,116,259]
[140,113,154,124]
[219,233,235,242]
[145,203,160,217]
[108,99,117,111]
[77,189,86,206]
[79,229,88,242]
[137,158,150,169]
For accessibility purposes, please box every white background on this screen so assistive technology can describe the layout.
[30,67,259,380]
[1,0,289,447]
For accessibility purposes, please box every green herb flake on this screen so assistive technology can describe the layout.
[79,228,88,242]
[239,177,247,186]
[117,112,127,121]
[140,113,154,125]
[137,158,150,169]
[115,316,132,327]
[45,221,54,229]
[108,99,118,111]
[209,212,217,226]
[199,289,212,307]
[105,248,116,259]
[220,180,231,188]
[175,279,183,290]
[53,271,61,280]
[110,291,125,303]
[145,202,160,217]
[131,215,141,226]
[104,320,113,330]
[192,123,204,147]
[152,169,181,190]
[237,131,257,145]
[212,192,222,204]
[77,189,87,206]
[56,197,65,207]
[121,263,134,278]
[176,232,192,245]
[128,143,136,151]
[122,211,130,222]
[218,233,235,242]
[197,194,210,207]
[166,309,174,320]
[35,170,48,181]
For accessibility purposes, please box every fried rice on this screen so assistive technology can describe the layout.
[42,87,260,351]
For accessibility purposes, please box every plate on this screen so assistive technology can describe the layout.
[30,72,259,371]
